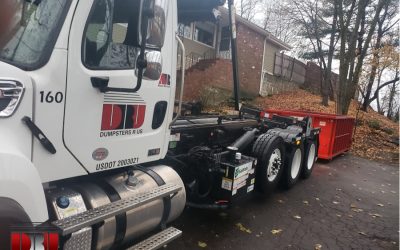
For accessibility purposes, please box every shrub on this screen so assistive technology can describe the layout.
[367,120,381,130]
[198,86,230,108]
[381,127,395,135]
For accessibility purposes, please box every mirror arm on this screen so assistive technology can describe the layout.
[135,1,155,92]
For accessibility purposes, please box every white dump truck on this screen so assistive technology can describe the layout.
[0,0,319,249]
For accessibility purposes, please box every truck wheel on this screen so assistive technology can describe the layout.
[252,134,285,193]
[301,140,318,179]
[0,198,31,249]
[282,145,304,189]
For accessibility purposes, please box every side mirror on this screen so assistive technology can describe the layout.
[146,0,168,49]
[135,0,166,90]
[136,51,162,81]
[139,0,168,49]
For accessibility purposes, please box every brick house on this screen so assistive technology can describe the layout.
[178,7,291,101]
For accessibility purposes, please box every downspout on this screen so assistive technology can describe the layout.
[228,0,240,111]
[259,36,267,96]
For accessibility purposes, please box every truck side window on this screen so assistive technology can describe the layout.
[83,0,140,70]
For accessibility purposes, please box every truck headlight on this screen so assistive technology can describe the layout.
[0,80,24,117]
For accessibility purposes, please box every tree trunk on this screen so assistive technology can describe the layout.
[387,70,399,118]
[376,70,383,113]
[361,3,387,111]
[322,1,338,107]
[336,0,364,114]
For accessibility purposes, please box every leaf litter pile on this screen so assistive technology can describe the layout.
[253,89,399,163]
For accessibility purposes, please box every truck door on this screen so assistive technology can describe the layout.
[64,0,175,173]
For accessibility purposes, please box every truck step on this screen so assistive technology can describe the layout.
[52,183,182,236]
[127,227,182,250]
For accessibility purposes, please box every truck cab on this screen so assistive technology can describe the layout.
[0,0,188,249]
[1,0,177,183]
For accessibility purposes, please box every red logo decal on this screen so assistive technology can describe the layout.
[158,74,170,87]
[11,232,59,250]
[101,104,146,131]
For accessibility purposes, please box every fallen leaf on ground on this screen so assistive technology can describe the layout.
[271,229,283,235]
[303,200,309,205]
[377,204,384,207]
[315,197,320,201]
[198,241,207,248]
[352,208,363,213]
[369,213,383,218]
[293,215,301,220]
[277,199,284,203]
[315,243,322,250]
[350,204,357,208]
[358,232,367,236]
[236,223,252,234]
[332,201,340,204]
[336,214,342,217]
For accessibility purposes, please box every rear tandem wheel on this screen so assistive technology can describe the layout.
[252,134,285,193]
[301,139,318,179]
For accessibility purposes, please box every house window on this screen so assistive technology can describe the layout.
[194,23,214,47]
[178,23,192,39]
[219,26,230,51]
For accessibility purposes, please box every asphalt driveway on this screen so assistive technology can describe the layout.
[165,154,399,250]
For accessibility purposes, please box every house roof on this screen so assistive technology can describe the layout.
[219,7,292,51]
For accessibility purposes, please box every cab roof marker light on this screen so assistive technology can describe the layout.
[0,80,24,117]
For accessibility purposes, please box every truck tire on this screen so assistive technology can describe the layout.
[252,134,285,193]
[301,139,318,179]
[281,145,304,189]
[0,198,32,249]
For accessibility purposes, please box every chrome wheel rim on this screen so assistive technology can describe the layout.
[291,148,302,179]
[267,148,282,182]
[307,143,316,170]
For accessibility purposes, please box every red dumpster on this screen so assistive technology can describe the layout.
[261,109,355,160]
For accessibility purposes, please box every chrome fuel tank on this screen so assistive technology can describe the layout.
[74,165,186,250]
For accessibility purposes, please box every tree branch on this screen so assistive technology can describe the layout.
[368,77,400,104]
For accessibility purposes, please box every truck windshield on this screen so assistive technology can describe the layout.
[0,0,70,70]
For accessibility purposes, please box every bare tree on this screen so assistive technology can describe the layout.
[336,0,389,115]
[259,0,300,45]
[360,0,399,111]
[236,0,259,22]
[290,0,339,106]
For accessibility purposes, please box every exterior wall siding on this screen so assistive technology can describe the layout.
[235,23,264,97]
[263,42,281,74]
